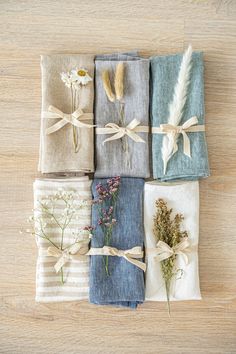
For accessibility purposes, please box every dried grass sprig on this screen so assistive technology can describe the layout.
[162,45,193,174]
[114,62,124,100]
[153,199,188,315]
[102,70,115,102]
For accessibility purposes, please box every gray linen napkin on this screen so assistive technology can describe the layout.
[95,53,150,177]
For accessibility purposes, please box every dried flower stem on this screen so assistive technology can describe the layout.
[94,177,120,276]
[153,199,188,315]
[102,63,130,166]
[162,45,193,174]
[102,70,115,102]
[114,62,124,100]
[71,87,79,152]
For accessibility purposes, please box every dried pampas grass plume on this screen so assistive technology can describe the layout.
[102,70,115,102]
[161,45,193,174]
[114,62,124,100]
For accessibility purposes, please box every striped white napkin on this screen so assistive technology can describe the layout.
[33,176,92,302]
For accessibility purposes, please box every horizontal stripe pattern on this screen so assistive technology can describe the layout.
[34,177,92,303]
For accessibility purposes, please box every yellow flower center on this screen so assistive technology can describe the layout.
[77,69,86,76]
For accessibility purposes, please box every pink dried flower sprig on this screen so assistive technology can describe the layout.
[93,176,121,276]
[94,176,121,204]
[97,202,117,228]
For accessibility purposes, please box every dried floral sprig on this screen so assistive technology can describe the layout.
[93,176,121,275]
[102,63,130,164]
[102,70,115,102]
[114,62,124,101]
[61,68,92,90]
[24,189,93,284]
[102,62,125,102]
[153,199,188,315]
[162,45,192,174]
[61,68,92,152]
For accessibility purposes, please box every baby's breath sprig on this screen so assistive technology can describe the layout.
[24,189,92,284]
[153,199,188,315]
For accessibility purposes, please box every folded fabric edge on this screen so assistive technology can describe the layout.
[145,296,202,302]
[35,296,89,303]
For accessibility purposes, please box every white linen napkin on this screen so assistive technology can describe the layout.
[144,180,201,301]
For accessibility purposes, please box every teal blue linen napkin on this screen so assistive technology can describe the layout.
[151,51,210,181]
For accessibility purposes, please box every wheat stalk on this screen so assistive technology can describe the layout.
[102,70,115,102]
[161,45,193,174]
[114,62,124,100]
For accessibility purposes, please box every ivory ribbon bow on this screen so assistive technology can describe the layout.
[152,116,205,158]
[87,246,146,272]
[96,119,149,145]
[47,241,89,273]
[44,105,95,135]
[149,238,193,265]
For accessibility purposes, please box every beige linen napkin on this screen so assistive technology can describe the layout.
[39,54,95,173]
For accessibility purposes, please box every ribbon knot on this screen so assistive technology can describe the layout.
[96,119,149,145]
[44,105,95,135]
[159,116,200,158]
[87,245,146,272]
[47,240,89,273]
[149,238,194,265]
[116,249,125,257]
[175,126,184,134]
[152,116,205,173]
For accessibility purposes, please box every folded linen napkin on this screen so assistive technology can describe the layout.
[151,47,210,181]
[34,176,92,302]
[144,181,201,301]
[89,177,145,308]
[39,54,95,173]
[95,53,150,178]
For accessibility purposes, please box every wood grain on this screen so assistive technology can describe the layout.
[0,0,236,353]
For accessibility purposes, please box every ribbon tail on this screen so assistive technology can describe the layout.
[179,252,189,265]
[127,131,146,143]
[124,255,146,272]
[46,119,68,135]
[182,131,191,158]
[103,131,124,145]
[48,105,64,116]
[54,256,67,273]
[126,119,141,130]
[154,252,172,262]
[71,117,95,129]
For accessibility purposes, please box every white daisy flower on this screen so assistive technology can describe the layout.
[71,68,92,86]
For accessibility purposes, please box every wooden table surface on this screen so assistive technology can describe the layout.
[1,1,236,353]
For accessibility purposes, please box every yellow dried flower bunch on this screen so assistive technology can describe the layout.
[153,198,188,315]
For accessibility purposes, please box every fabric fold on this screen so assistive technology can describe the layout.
[151,50,210,181]
[39,54,95,173]
[89,178,145,308]
[144,181,201,301]
[95,53,150,178]
[34,176,92,302]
